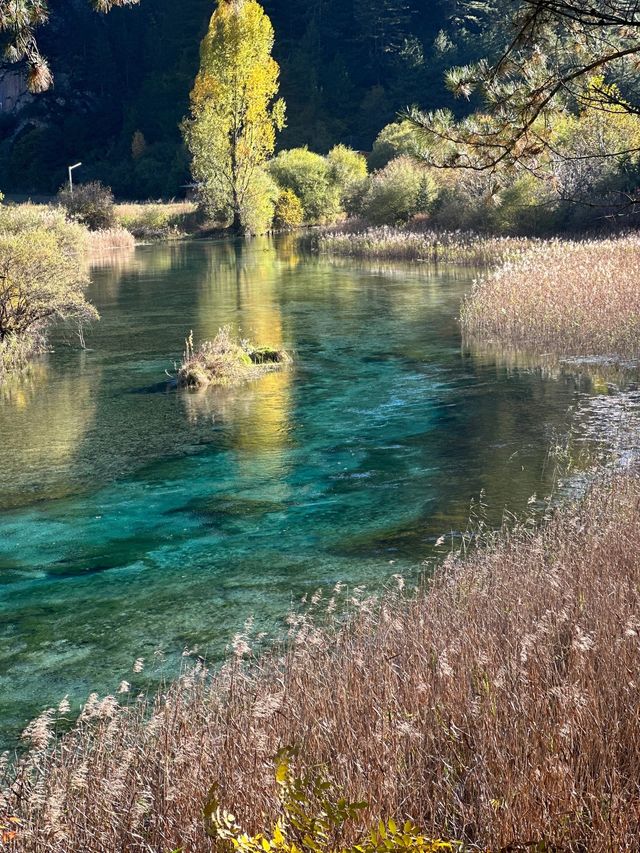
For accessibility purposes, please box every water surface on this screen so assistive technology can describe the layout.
[0,237,594,742]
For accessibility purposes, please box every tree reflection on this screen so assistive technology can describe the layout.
[0,356,98,510]
[183,238,295,463]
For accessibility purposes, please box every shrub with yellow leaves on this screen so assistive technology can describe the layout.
[204,748,461,853]
[0,815,21,846]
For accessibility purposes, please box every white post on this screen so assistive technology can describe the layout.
[68,162,82,195]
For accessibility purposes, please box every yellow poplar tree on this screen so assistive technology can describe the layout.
[184,0,286,234]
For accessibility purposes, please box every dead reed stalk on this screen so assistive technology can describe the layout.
[86,228,136,257]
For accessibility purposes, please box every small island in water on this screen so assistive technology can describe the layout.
[178,326,291,390]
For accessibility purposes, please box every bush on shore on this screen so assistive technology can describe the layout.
[273,189,305,230]
[462,235,640,360]
[431,170,556,235]
[326,145,369,217]
[3,470,640,852]
[57,181,116,231]
[361,157,435,226]
[0,204,97,377]
[268,148,342,224]
[369,121,426,171]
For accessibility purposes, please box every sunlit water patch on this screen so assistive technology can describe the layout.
[0,237,608,744]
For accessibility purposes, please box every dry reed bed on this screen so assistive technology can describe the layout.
[114,202,199,240]
[462,236,640,360]
[3,473,640,851]
[86,228,136,261]
[318,226,534,266]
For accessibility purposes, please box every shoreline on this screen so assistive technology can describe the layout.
[2,218,640,851]
[3,466,639,851]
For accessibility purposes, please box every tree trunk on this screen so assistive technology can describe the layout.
[231,207,243,233]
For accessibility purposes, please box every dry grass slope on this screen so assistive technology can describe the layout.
[462,236,640,361]
[2,472,640,852]
[115,202,200,241]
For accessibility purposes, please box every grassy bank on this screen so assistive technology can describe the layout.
[114,201,200,241]
[3,470,640,851]
[318,224,534,266]
[462,236,640,362]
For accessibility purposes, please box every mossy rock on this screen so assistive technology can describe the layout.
[249,347,290,365]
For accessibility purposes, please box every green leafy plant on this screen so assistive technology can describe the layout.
[369,122,424,171]
[326,146,369,217]
[269,148,342,224]
[204,748,461,853]
[362,157,434,226]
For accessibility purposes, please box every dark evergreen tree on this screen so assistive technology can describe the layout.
[0,0,140,91]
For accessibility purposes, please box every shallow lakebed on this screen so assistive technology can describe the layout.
[0,236,604,743]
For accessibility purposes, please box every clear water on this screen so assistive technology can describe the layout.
[0,237,594,744]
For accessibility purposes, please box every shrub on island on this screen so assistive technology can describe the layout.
[178,327,290,389]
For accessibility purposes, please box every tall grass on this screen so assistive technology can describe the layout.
[318,224,534,266]
[86,227,136,256]
[0,203,87,256]
[115,201,199,240]
[462,236,640,360]
[3,471,640,852]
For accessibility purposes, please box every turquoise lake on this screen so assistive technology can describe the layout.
[0,237,596,744]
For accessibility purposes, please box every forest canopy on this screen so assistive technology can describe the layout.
[0,0,489,197]
[2,0,638,208]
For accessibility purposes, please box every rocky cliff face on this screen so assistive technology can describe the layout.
[0,0,209,196]
[0,69,31,116]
